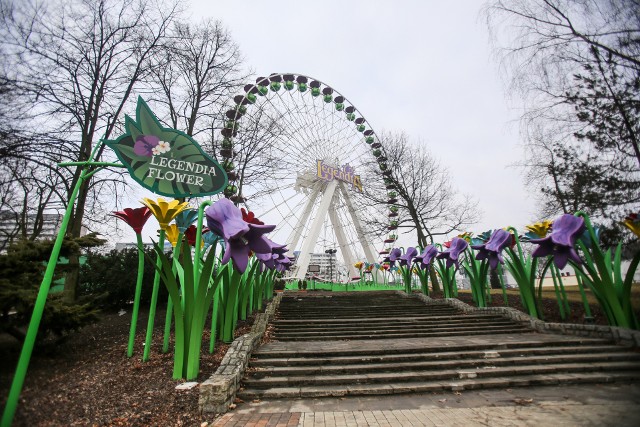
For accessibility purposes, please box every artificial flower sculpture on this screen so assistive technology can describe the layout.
[531,214,585,269]
[205,198,275,273]
[383,247,402,267]
[472,229,512,270]
[398,247,418,267]
[112,206,152,357]
[113,206,152,234]
[412,245,438,295]
[526,220,552,238]
[413,245,438,269]
[174,208,199,233]
[141,197,190,230]
[140,197,189,362]
[164,224,180,247]
[184,225,205,247]
[241,207,265,225]
[436,237,468,269]
[622,213,640,238]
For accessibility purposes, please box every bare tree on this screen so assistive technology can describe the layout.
[358,132,480,248]
[485,0,640,225]
[0,0,181,300]
[149,19,248,139]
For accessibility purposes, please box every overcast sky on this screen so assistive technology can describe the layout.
[187,0,535,235]
[130,0,538,246]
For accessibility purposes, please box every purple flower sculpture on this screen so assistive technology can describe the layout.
[436,237,468,269]
[413,245,438,269]
[398,247,418,267]
[275,256,292,272]
[531,214,585,269]
[471,229,512,270]
[134,135,160,157]
[383,247,402,267]
[205,198,275,273]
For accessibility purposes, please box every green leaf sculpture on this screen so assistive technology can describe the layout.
[105,97,227,198]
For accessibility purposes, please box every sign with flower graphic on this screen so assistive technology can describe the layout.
[105,97,227,198]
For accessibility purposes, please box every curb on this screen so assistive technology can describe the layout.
[199,292,284,415]
[399,291,640,348]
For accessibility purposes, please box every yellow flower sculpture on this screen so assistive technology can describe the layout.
[354,261,364,270]
[165,224,180,247]
[622,213,640,238]
[141,197,190,230]
[526,220,552,238]
[457,231,473,242]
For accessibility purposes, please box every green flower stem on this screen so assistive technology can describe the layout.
[554,264,571,315]
[163,234,183,353]
[193,201,213,289]
[185,248,219,380]
[239,262,258,320]
[143,229,166,362]
[127,233,146,357]
[496,263,508,306]
[416,268,429,295]
[222,268,242,342]
[149,240,186,379]
[575,273,593,319]
[1,147,116,427]
[209,284,220,353]
[573,211,635,329]
[505,246,540,319]
[549,264,566,320]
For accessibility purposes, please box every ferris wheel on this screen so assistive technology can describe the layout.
[218,73,395,280]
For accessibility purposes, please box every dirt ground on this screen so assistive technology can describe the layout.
[0,289,635,426]
[0,308,253,427]
[431,289,610,325]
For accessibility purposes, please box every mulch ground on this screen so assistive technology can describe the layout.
[0,307,254,427]
[0,290,633,426]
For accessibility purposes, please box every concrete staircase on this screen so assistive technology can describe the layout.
[238,291,640,400]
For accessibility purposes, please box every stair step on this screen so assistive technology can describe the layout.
[251,344,630,367]
[238,371,640,399]
[253,337,612,359]
[272,314,510,325]
[273,320,520,333]
[243,361,640,389]
[250,352,640,377]
[274,327,531,341]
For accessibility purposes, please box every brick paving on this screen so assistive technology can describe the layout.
[211,384,640,426]
[213,404,640,426]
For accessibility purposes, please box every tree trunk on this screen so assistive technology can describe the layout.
[489,268,501,289]
[62,171,91,302]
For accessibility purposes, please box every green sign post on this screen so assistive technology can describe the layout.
[1,97,227,426]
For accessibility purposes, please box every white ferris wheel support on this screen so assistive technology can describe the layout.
[287,173,380,281]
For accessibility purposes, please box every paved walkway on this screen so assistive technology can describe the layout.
[212,383,640,426]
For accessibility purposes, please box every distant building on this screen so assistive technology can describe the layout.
[302,251,347,281]
[0,210,64,250]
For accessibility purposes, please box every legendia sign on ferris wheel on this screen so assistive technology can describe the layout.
[316,159,363,192]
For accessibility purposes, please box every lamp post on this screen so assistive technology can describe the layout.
[325,248,337,283]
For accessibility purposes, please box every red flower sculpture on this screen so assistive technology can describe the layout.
[184,225,208,247]
[113,207,152,234]
[241,207,264,225]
